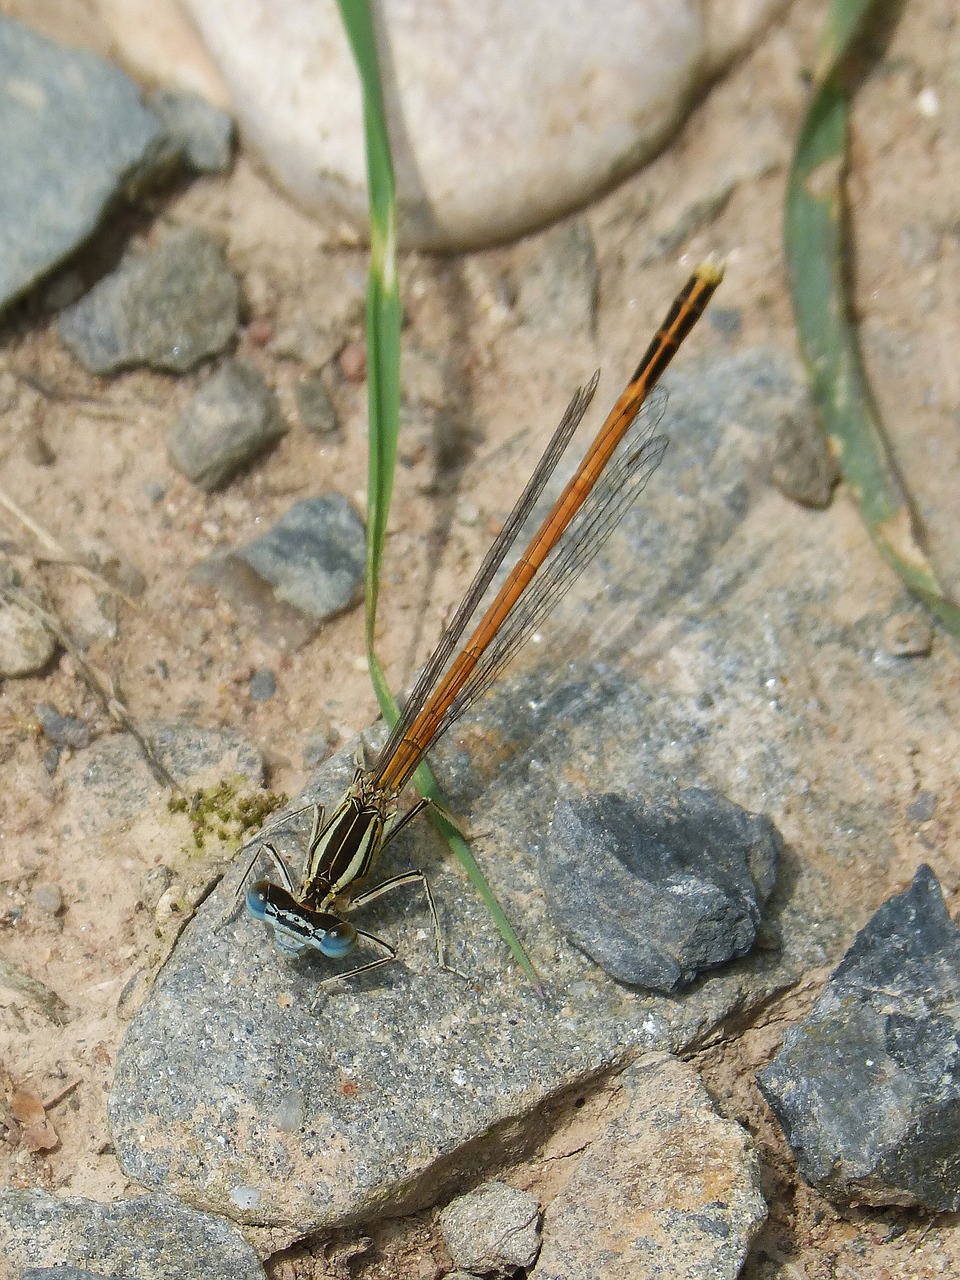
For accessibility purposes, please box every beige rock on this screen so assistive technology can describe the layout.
[97,0,788,249]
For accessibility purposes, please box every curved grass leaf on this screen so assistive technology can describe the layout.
[785,0,960,635]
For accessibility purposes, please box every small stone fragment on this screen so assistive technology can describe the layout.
[338,341,366,382]
[757,865,960,1211]
[36,703,91,749]
[235,495,365,622]
[0,600,56,677]
[148,87,235,173]
[881,611,933,658]
[905,790,937,824]
[58,227,240,374]
[708,306,742,336]
[167,359,286,490]
[542,788,781,991]
[769,395,839,509]
[248,668,276,702]
[515,220,598,336]
[295,371,340,435]
[531,1054,766,1280]
[439,1181,541,1275]
[30,884,63,917]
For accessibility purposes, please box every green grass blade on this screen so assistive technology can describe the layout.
[337,0,543,990]
[784,0,960,636]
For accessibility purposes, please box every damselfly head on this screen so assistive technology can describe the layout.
[246,880,358,959]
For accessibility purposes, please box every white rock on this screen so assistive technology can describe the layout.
[99,0,787,249]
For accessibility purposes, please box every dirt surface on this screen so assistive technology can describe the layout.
[1,1,959,1277]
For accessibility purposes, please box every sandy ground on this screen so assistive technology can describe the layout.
[1,1,958,1276]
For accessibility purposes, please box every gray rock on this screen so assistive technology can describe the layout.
[23,1269,142,1280]
[60,722,264,833]
[36,703,91,749]
[768,386,838,509]
[167,359,286,489]
[148,87,235,173]
[235,494,365,621]
[516,220,598,336]
[0,1188,264,1279]
[248,667,276,701]
[531,1054,766,1280]
[0,18,166,310]
[542,788,781,991]
[58,227,240,373]
[105,348,943,1237]
[0,598,56,676]
[708,306,743,336]
[295,370,340,435]
[439,1181,541,1274]
[757,865,960,1210]
[881,611,933,658]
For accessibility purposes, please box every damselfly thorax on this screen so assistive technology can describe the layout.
[237,259,725,985]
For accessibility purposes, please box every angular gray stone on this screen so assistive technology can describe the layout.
[531,1054,766,1280]
[295,370,340,435]
[439,1181,541,1274]
[0,17,165,310]
[148,87,235,173]
[757,865,960,1211]
[542,788,781,991]
[0,1189,264,1280]
[235,494,365,621]
[58,227,240,373]
[36,703,91,749]
[167,359,286,489]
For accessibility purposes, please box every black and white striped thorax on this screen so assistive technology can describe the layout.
[300,770,399,908]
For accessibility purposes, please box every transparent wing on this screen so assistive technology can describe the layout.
[373,373,600,773]
[375,386,668,786]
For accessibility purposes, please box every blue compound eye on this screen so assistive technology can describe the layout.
[245,881,274,922]
[318,919,357,959]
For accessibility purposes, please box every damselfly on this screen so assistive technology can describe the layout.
[239,259,724,982]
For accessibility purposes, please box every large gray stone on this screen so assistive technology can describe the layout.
[0,18,165,309]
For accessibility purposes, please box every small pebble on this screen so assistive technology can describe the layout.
[147,87,235,174]
[144,480,165,503]
[0,18,165,310]
[58,227,241,374]
[31,883,63,916]
[881,612,933,658]
[769,400,838,510]
[439,1181,541,1274]
[235,494,366,622]
[905,791,937,824]
[708,306,742,336]
[36,703,91,749]
[302,718,338,768]
[248,668,277,701]
[338,341,366,382]
[0,599,57,677]
[167,359,287,491]
[295,371,340,435]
